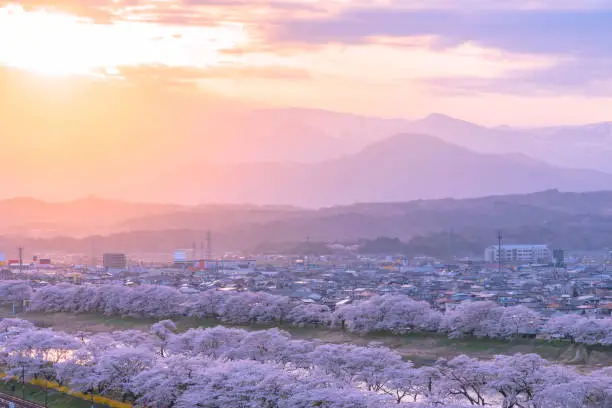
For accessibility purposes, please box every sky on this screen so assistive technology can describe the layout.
[1,0,612,126]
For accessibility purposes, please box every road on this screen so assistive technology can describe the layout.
[0,392,43,408]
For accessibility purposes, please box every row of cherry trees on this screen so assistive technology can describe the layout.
[0,317,610,407]
[0,281,33,303]
[9,280,612,345]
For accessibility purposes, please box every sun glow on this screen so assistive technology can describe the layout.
[0,4,248,77]
[0,5,106,75]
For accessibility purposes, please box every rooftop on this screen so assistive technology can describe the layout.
[487,244,549,249]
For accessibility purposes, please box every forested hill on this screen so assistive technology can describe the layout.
[3,190,612,255]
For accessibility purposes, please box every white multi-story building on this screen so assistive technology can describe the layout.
[484,244,551,264]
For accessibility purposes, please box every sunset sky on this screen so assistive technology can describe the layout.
[1,0,611,126]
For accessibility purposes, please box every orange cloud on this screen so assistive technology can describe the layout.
[109,63,310,85]
[3,0,129,22]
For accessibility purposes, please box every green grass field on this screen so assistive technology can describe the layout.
[2,306,611,368]
[0,380,95,408]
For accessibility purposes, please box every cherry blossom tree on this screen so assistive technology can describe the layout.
[533,375,612,408]
[132,356,210,408]
[488,353,573,408]
[168,326,246,359]
[182,289,227,318]
[0,316,606,408]
[282,385,386,408]
[95,347,157,400]
[541,314,582,341]
[335,295,441,334]
[381,365,430,403]
[150,319,177,357]
[494,306,542,339]
[109,330,157,349]
[572,318,612,345]
[0,318,34,339]
[30,284,185,318]
[440,301,503,339]
[175,360,294,408]
[436,355,491,406]
[56,348,104,405]
[2,328,81,405]
[225,328,295,363]
[25,282,612,347]
[287,303,332,327]
[215,291,292,325]
[0,281,32,304]
[311,344,404,391]
[249,293,292,324]
[216,292,260,324]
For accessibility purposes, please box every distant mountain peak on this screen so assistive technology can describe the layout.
[418,113,485,129]
[424,113,456,120]
[361,132,454,151]
[502,152,548,167]
[349,133,469,163]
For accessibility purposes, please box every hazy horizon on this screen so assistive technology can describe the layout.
[2,1,612,204]
[3,1,612,126]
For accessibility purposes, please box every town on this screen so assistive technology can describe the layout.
[3,242,612,320]
[2,1,612,405]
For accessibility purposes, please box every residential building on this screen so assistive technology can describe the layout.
[484,245,551,264]
[103,253,127,269]
[553,249,565,267]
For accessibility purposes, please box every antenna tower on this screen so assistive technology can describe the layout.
[206,230,212,260]
[497,231,503,274]
[18,246,23,276]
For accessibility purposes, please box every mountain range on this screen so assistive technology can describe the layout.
[0,197,179,238]
[3,72,612,204]
[116,132,612,206]
[104,109,612,205]
[243,108,612,172]
[5,190,612,258]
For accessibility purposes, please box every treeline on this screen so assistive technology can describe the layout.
[1,318,610,407]
[14,281,612,347]
[358,224,612,257]
[255,234,483,258]
[358,234,483,258]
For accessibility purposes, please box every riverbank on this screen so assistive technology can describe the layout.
[3,307,611,368]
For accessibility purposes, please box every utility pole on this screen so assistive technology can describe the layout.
[206,230,212,260]
[18,246,23,277]
[448,229,453,262]
[91,239,96,267]
[306,236,310,272]
[497,231,503,274]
